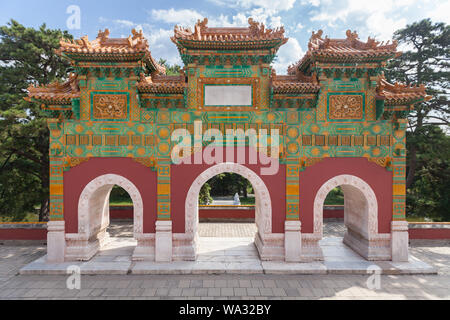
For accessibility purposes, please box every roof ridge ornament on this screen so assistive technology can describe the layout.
[97,29,110,43]
[171,16,287,51]
[194,18,208,39]
[345,29,359,42]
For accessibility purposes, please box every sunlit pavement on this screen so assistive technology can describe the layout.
[0,221,449,299]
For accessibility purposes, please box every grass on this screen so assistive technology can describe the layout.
[406,216,435,222]
[0,212,40,223]
[110,201,133,206]
[239,197,255,205]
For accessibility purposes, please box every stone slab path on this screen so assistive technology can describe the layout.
[1,221,449,299]
[19,235,436,275]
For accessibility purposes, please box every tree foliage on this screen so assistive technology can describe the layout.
[385,19,449,188]
[0,20,72,221]
[158,58,182,76]
[405,126,450,221]
[198,173,253,205]
[385,19,449,220]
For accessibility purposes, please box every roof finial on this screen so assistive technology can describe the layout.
[97,29,110,43]
[346,29,359,41]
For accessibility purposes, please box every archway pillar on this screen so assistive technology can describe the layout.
[155,220,173,262]
[47,221,66,263]
[391,220,409,262]
[284,220,302,262]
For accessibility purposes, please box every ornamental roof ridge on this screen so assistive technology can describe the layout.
[137,72,186,94]
[288,29,400,74]
[56,29,165,73]
[376,76,431,105]
[271,69,320,94]
[26,73,80,104]
[171,17,288,51]
[307,29,398,52]
[57,28,149,54]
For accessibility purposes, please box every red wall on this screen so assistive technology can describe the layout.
[323,207,344,219]
[61,155,393,236]
[63,157,157,233]
[110,206,134,219]
[299,157,393,234]
[109,206,344,220]
[0,225,47,240]
[171,147,286,233]
[199,208,255,219]
[409,227,450,239]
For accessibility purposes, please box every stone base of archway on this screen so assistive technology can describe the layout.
[21,236,437,275]
[170,232,286,261]
[64,230,110,261]
[343,230,392,261]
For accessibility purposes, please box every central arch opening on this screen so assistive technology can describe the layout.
[183,162,276,261]
[197,172,258,262]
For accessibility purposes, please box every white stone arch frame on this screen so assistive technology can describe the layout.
[313,174,378,239]
[185,162,272,236]
[78,173,144,238]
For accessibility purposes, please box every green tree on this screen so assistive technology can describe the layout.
[405,126,450,221]
[0,20,72,221]
[207,173,253,198]
[198,182,213,205]
[157,58,182,76]
[385,19,449,188]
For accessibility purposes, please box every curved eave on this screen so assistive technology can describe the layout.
[272,87,320,94]
[137,87,185,94]
[61,52,147,62]
[173,38,287,51]
[26,96,76,106]
[384,97,426,107]
[295,52,397,73]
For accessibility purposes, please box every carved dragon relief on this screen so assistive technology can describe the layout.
[93,94,127,119]
[329,95,363,120]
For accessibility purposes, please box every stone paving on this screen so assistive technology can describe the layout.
[1,220,449,299]
[198,222,257,237]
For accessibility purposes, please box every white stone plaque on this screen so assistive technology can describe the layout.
[204,85,252,106]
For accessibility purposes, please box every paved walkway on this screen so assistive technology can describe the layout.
[1,221,449,299]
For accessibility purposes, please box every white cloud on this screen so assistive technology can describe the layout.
[209,0,297,11]
[301,0,321,6]
[273,37,304,74]
[141,26,181,66]
[236,0,296,11]
[113,19,135,28]
[309,0,423,40]
[366,12,407,40]
[270,16,283,28]
[427,1,450,24]
[150,8,203,26]
[208,13,248,27]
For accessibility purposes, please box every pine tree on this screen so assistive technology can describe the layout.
[0,20,72,221]
[385,19,449,188]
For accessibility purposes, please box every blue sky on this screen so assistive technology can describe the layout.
[1,0,448,73]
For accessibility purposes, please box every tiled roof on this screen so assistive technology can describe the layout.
[26,73,79,104]
[288,30,399,74]
[171,18,288,51]
[377,78,431,105]
[57,29,165,73]
[272,74,320,94]
[137,74,186,94]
